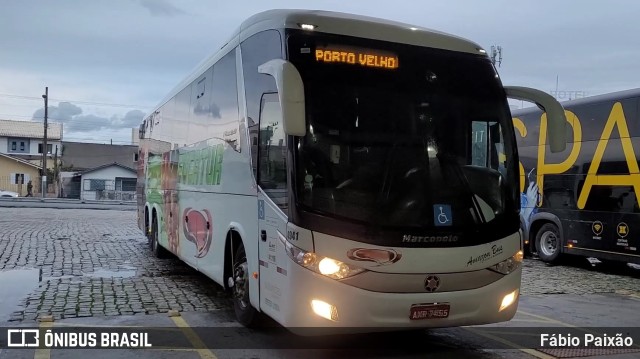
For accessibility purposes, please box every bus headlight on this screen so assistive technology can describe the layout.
[284,240,365,279]
[488,250,523,275]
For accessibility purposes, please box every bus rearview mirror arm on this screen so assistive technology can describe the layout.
[504,86,567,153]
[258,59,307,137]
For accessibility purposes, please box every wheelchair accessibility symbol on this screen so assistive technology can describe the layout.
[434,204,452,226]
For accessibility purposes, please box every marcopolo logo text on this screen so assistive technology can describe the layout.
[402,234,459,243]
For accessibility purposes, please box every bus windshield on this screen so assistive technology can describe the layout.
[287,32,519,233]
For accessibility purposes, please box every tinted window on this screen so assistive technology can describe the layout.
[211,50,240,149]
[258,93,287,210]
[288,31,518,232]
[241,30,283,178]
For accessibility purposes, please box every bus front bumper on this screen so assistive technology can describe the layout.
[279,264,522,334]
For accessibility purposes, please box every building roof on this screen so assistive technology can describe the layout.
[81,162,136,175]
[0,152,42,170]
[0,119,63,140]
[61,141,138,171]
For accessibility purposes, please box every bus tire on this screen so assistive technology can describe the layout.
[151,216,168,258]
[535,223,562,264]
[232,243,258,327]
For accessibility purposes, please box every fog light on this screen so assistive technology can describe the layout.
[499,289,518,312]
[311,299,338,321]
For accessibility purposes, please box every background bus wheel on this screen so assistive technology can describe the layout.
[232,244,259,327]
[151,217,167,258]
[535,223,562,263]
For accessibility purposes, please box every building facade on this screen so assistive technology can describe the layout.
[0,153,42,196]
[0,119,63,170]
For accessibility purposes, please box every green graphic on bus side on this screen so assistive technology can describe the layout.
[178,144,224,186]
[146,154,163,205]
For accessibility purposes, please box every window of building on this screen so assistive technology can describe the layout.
[13,173,25,185]
[134,153,139,162]
[8,138,28,153]
[38,144,53,154]
[84,179,107,191]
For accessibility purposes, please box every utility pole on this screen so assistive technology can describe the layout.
[490,45,503,67]
[42,87,48,198]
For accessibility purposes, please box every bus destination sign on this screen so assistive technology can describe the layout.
[314,47,398,69]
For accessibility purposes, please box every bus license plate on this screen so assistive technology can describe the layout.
[409,304,450,320]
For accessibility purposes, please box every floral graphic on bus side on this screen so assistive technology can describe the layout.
[183,208,213,258]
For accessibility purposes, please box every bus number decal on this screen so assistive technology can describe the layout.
[258,200,265,220]
[287,230,299,241]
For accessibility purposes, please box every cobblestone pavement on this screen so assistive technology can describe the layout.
[1,207,639,324]
[521,256,640,295]
[0,208,231,322]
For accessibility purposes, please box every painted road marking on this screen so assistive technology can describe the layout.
[518,310,581,329]
[34,321,53,359]
[50,323,181,331]
[616,289,640,301]
[463,327,556,359]
[510,318,555,324]
[170,315,218,359]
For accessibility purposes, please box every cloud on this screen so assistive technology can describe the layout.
[32,103,145,133]
[32,102,82,122]
[138,0,185,17]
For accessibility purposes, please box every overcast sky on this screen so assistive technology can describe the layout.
[1,0,638,144]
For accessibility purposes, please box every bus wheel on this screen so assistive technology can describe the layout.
[231,244,258,327]
[151,217,167,258]
[535,223,562,263]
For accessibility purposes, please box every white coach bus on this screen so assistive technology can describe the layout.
[137,9,567,333]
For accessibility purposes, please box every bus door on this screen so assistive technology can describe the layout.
[256,92,288,322]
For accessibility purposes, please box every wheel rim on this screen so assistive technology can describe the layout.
[233,258,249,309]
[540,231,558,257]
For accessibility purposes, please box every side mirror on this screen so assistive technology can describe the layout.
[504,86,567,153]
[258,59,307,137]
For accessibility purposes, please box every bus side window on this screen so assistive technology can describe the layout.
[258,93,287,210]
[471,120,505,173]
[240,29,283,181]
[471,121,488,167]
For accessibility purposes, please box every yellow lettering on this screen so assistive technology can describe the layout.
[347,53,355,63]
[358,54,366,65]
[536,110,582,206]
[388,57,397,68]
[512,118,528,193]
[340,52,348,62]
[576,102,640,209]
[366,55,375,66]
[315,50,323,61]
[323,51,331,62]
[331,51,340,62]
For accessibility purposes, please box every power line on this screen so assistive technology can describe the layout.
[0,93,154,109]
